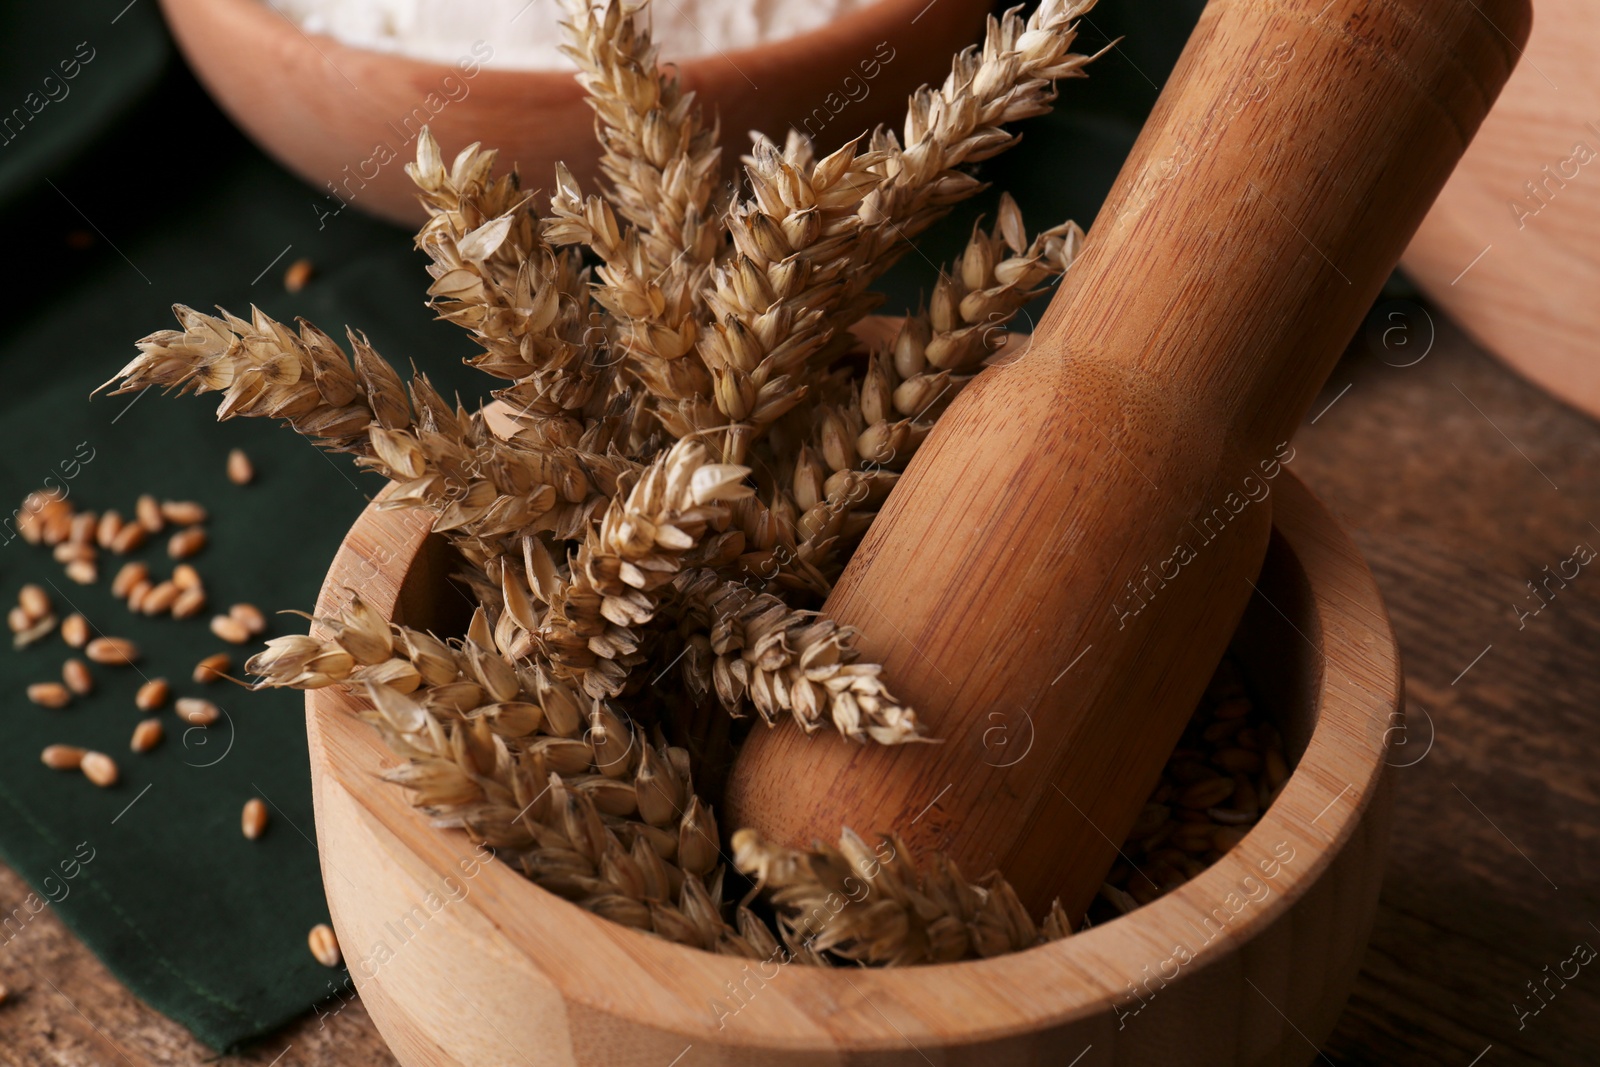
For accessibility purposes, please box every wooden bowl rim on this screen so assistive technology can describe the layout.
[307,468,1397,1048]
[163,0,952,84]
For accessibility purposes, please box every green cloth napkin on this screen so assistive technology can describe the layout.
[0,1,493,1051]
[0,0,1201,1052]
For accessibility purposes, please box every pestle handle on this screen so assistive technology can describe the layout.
[727,0,1530,921]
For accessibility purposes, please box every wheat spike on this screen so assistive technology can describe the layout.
[115,0,1111,969]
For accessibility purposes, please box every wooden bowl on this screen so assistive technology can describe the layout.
[158,0,992,226]
[1401,0,1600,419]
[305,468,1399,1065]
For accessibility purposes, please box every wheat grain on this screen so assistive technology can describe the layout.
[41,744,86,770]
[131,718,164,753]
[81,751,118,787]
[136,494,163,533]
[111,522,147,554]
[227,448,255,485]
[97,509,123,548]
[62,659,93,696]
[136,678,170,711]
[27,682,71,708]
[175,697,220,725]
[229,603,267,635]
[307,923,341,967]
[209,615,249,644]
[193,653,231,683]
[160,500,207,525]
[85,637,139,666]
[1093,657,1293,916]
[173,587,208,619]
[69,512,96,546]
[168,527,207,559]
[111,561,148,598]
[53,542,95,564]
[18,584,50,621]
[127,579,153,612]
[284,258,314,293]
[142,581,179,615]
[61,613,90,648]
[242,798,269,839]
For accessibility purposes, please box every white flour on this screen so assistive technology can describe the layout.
[266,0,872,69]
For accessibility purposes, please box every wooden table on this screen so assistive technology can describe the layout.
[1,306,1595,1064]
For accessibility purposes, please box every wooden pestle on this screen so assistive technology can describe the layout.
[726,0,1530,921]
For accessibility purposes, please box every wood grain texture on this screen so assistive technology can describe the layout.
[297,468,1397,1065]
[156,0,991,226]
[2,316,1593,1066]
[1294,314,1600,1066]
[726,0,1529,922]
[1402,0,1600,420]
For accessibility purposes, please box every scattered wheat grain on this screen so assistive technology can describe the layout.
[284,258,314,293]
[97,510,123,548]
[41,744,85,770]
[111,561,148,598]
[85,636,140,666]
[136,678,170,711]
[227,448,255,485]
[18,584,50,621]
[160,500,207,525]
[173,587,207,619]
[62,659,93,696]
[175,697,219,725]
[135,494,163,533]
[69,513,96,546]
[80,751,118,787]
[168,527,206,559]
[242,798,269,839]
[111,523,147,554]
[141,581,179,615]
[61,613,90,648]
[307,923,341,967]
[131,718,164,753]
[127,579,153,612]
[210,615,249,644]
[193,653,230,683]
[229,603,266,636]
[53,542,94,564]
[27,682,71,708]
[41,509,71,545]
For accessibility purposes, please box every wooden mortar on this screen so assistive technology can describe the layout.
[308,471,1399,1065]
[725,0,1529,921]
